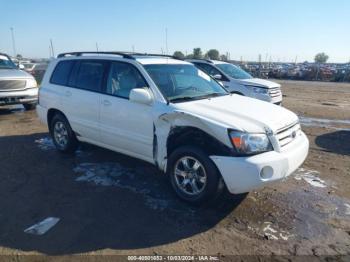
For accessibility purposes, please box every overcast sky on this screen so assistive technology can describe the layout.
[1,0,349,62]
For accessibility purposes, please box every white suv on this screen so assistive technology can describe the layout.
[37,52,308,204]
[0,53,38,110]
[188,59,283,105]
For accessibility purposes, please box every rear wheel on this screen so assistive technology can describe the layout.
[23,103,36,110]
[168,146,223,205]
[50,113,78,153]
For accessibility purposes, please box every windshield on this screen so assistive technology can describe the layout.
[144,64,228,102]
[216,63,252,79]
[0,55,17,69]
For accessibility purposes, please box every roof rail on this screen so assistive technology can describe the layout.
[57,51,136,59]
[187,58,214,64]
[131,53,183,60]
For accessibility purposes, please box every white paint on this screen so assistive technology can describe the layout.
[294,168,327,188]
[24,217,60,235]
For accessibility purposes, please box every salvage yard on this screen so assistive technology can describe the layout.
[0,80,349,257]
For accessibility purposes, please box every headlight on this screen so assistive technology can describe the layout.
[229,130,273,155]
[27,78,38,88]
[245,85,269,94]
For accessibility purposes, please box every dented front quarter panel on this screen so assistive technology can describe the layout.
[152,102,233,172]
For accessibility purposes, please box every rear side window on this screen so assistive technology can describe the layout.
[74,61,106,92]
[50,60,75,86]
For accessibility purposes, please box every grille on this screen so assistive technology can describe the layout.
[0,80,26,91]
[269,87,282,98]
[276,121,301,147]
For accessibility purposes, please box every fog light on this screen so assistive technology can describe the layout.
[260,166,274,179]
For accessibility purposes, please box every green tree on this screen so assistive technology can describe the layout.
[220,54,228,61]
[173,51,185,59]
[193,48,203,59]
[314,52,329,63]
[206,49,220,60]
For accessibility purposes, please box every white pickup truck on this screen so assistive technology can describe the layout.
[37,52,309,204]
[0,53,38,110]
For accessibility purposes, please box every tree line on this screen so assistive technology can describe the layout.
[173,48,228,61]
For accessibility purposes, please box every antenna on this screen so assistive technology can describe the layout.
[165,28,168,55]
[50,39,55,57]
[10,27,17,57]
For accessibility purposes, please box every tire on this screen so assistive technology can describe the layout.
[167,145,224,205]
[49,113,78,153]
[23,103,36,110]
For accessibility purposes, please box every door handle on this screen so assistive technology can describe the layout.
[102,100,111,106]
[65,90,72,97]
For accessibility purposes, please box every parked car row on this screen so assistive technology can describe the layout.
[35,52,309,204]
[242,62,350,82]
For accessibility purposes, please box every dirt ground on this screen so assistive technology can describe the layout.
[0,80,349,260]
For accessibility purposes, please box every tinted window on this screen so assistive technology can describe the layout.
[74,61,106,92]
[50,60,75,86]
[216,63,252,79]
[194,63,222,77]
[106,62,147,99]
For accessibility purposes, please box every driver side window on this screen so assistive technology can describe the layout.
[195,63,222,78]
[106,62,147,99]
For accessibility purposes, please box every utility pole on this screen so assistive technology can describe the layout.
[50,39,55,58]
[96,42,99,52]
[132,45,135,53]
[49,46,52,58]
[10,27,17,57]
[165,28,168,55]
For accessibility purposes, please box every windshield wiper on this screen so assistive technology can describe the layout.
[169,96,196,103]
[169,93,225,103]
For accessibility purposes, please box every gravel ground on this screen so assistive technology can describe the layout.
[0,80,349,260]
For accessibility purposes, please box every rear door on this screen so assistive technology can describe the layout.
[62,59,108,142]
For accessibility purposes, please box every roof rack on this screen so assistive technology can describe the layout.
[57,51,136,59]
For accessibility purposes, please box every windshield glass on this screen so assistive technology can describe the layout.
[0,55,17,69]
[144,64,228,102]
[216,63,252,79]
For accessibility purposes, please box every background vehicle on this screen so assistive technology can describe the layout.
[0,53,38,110]
[188,59,283,105]
[37,52,308,204]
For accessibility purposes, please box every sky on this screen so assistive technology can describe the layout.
[0,0,349,63]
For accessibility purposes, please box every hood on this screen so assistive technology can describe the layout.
[0,69,33,79]
[235,78,280,89]
[173,94,298,133]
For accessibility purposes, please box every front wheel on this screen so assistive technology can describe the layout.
[167,146,223,205]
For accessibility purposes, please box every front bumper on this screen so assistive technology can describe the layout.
[0,88,38,106]
[210,132,309,194]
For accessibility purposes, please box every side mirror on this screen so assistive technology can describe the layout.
[19,64,25,70]
[129,88,153,105]
[213,74,222,80]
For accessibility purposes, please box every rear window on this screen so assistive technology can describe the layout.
[50,60,75,86]
[74,61,105,92]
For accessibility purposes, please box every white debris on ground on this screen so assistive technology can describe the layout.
[24,217,60,235]
[294,168,327,188]
[345,203,350,215]
[299,116,350,131]
[262,222,294,241]
[34,137,55,151]
[74,162,170,210]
